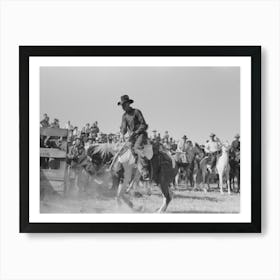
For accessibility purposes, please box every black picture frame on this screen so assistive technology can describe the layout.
[20,46,261,233]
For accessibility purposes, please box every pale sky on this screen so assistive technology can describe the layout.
[40,66,240,144]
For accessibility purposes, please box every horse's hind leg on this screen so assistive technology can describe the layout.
[157,182,171,213]
[117,182,134,209]
[226,170,231,195]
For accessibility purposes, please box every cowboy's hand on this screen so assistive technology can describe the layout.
[129,132,136,140]
[120,134,125,142]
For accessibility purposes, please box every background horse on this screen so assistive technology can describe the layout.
[199,142,231,194]
[174,144,205,189]
[229,149,240,192]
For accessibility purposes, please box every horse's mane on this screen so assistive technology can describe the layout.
[92,143,115,158]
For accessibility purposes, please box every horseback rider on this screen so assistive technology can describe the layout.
[117,94,149,180]
[231,133,240,152]
[204,132,222,172]
[177,135,189,152]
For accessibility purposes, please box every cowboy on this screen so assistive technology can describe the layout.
[164,131,169,141]
[50,118,60,128]
[64,120,73,130]
[151,130,157,142]
[66,136,86,167]
[90,121,100,137]
[177,135,189,152]
[231,133,240,152]
[40,113,50,128]
[204,133,222,172]
[118,94,149,180]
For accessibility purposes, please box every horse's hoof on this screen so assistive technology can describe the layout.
[134,205,144,212]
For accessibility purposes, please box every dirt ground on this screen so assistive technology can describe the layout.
[40,181,240,214]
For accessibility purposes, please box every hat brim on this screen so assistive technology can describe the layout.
[117,99,134,106]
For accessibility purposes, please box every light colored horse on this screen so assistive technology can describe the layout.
[111,142,177,213]
[200,142,231,194]
[216,142,231,194]
[110,142,153,211]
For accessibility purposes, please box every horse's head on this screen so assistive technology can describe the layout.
[88,143,115,166]
[194,143,205,159]
[221,141,231,153]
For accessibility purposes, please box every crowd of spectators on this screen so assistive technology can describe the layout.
[40,113,184,153]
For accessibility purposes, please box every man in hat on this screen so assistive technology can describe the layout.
[90,121,100,137]
[50,118,60,128]
[40,113,50,128]
[66,136,86,167]
[231,133,240,153]
[117,94,149,179]
[204,133,222,172]
[164,131,169,141]
[177,135,189,152]
[151,130,157,142]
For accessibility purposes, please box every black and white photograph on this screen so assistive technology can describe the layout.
[40,66,241,214]
[20,46,261,232]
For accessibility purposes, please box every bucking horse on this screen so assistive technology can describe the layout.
[109,141,178,212]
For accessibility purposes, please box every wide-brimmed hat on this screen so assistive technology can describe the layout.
[235,133,240,138]
[210,132,215,137]
[182,135,187,139]
[117,95,134,106]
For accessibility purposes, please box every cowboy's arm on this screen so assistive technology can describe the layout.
[216,137,222,150]
[204,142,210,153]
[134,109,148,134]
[120,114,127,136]
[176,140,183,152]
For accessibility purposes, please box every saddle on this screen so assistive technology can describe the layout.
[118,143,153,164]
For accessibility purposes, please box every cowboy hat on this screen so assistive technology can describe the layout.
[210,132,215,137]
[235,133,240,138]
[117,95,134,106]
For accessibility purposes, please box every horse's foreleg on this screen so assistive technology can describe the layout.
[219,173,224,194]
[193,173,198,190]
[227,177,231,194]
[226,169,231,195]
[174,172,180,189]
[157,182,171,213]
[117,182,134,209]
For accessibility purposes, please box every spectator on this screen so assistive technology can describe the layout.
[164,131,169,141]
[50,118,60,128]
[64,120,73,130]
[90,121,100,137]
[40,113,50,128]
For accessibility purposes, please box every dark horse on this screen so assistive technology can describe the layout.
[174,143,205,189]
[65,143,115,193]
[110,141,178,212]
[229,149,240,192]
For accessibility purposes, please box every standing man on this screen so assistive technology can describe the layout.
[117,94,149,179]
[204,132,222,172]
